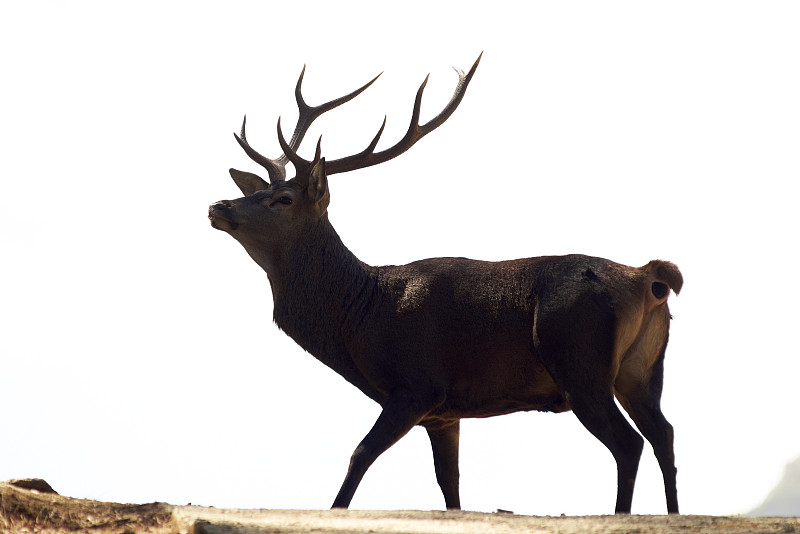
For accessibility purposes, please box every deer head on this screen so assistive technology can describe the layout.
[209,55,482,271]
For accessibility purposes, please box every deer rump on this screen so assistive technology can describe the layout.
[286,254,682,423]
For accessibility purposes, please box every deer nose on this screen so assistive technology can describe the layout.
[209,200,232,212]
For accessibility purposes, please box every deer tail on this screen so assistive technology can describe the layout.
[643,260,683,298]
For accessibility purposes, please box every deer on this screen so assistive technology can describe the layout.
[208,53,683,514]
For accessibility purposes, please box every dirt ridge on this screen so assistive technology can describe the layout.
[2,480,798,534]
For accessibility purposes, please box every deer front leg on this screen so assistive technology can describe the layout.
[426,420,461,510]
[332,389,440,509]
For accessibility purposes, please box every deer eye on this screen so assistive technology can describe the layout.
[276,196,293,205]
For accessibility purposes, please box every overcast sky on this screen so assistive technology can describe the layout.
[1,1,798,517]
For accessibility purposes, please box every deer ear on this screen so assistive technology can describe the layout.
[229,168,269,196]
[307,158,330,212]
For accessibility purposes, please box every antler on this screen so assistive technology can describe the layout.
[325,52,482,175]
[234,67,381,183]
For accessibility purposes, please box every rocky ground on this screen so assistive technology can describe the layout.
[2,479,798,534]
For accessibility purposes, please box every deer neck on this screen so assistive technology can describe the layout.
[253,215,379,388]
[266,215,370,295]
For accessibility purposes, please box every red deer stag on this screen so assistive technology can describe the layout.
[208,54,682,514]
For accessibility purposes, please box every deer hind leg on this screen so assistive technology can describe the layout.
[534,291,644,514]
[331,389,441,509]
[426,420,461,510]
[564,386,644,513]
[615,347,679,514]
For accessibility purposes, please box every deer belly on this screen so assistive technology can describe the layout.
[439,359,569,417]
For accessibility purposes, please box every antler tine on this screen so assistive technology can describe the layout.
[277,118,323,186]
[325,52,482,176]
[283,67,382,162]
[277,116,309,173]
[234,66,381,183]
[234,116,287,183]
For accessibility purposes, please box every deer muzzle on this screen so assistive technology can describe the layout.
[208,201,238,231]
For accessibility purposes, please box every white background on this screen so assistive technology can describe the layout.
[1,1,798,516]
